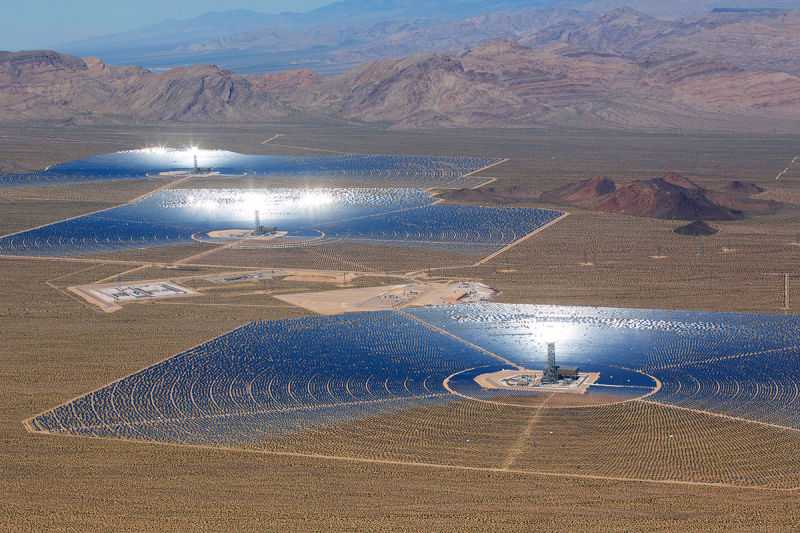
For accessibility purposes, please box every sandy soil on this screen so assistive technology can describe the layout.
[206,229,255,239]
[4,124,800,530]
[273,281,494,314]
[474,369,601,395]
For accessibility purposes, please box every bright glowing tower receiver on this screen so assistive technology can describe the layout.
[254,210,265,235]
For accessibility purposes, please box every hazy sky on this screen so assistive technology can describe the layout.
[0,0,332,50]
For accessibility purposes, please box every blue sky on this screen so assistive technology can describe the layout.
[0,0,332,50]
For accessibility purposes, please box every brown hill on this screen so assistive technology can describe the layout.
[438,174,781,221]
[723,180,765,195]
[540,174,749,220]
[539,176,617,204]
[706,190,782,216]
[251,70,322,93]
[659,173,702,190]
[595,178,743,220]
[0,51,289,123]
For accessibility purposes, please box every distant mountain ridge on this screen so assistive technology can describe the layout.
[57,1,800,74]
[3,8,800,132]
[279,12,800,131]
[61,0,578,72]
[0,51,288,123]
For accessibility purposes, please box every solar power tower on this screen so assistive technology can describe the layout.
[542,342,560,383]
[254,210,266,235]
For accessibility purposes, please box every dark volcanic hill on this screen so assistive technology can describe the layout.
[540,174,757,220]
[539,176,617,204]
[593,177,742,220]
[674,220,720,236]
[723,180,765,195]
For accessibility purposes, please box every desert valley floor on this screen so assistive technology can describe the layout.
[3,122,800,531]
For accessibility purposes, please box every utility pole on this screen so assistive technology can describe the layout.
[767,273,794,312]
[784,274,791,311]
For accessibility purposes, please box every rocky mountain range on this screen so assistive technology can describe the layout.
[58,1,800,74]
[60,1,586,74]
[3,8,800,132]
[283,9,800,130]
[0,51,288,123]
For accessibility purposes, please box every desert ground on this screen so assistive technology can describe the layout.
[2,121,800,531]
